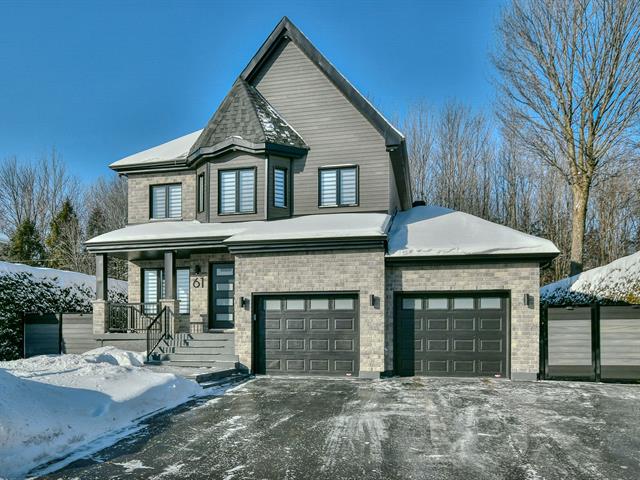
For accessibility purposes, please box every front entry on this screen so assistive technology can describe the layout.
[255,294,359,376]
[209,262,235,329]
[395,293,509,377]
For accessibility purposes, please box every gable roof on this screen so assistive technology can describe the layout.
[189,78,307,160]
[241,17,405,148]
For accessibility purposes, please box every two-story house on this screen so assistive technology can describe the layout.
[86,17,558,380]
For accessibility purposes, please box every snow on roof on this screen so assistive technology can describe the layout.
[86,214,390,247]
[387,206,559,257]
[541,251,640,305]
[109,130,203,169]
[85,220,256,245]
[0,261,127,294]
[226,213,390,243]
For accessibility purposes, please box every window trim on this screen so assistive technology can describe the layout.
[217,167,257,216]
[317,165,359,208]
[197,172,206,213]
[149,183,182,220]
[273,166,288,208]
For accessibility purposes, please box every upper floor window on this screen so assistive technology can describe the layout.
[319,166,358,207]
[274,168,287,208]
[151,184,181,219]
[197,173,206,213]
[219,168,255,214]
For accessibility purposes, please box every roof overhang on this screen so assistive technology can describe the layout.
[226,236,386,254]
[188,137,308,164]
[385,252,560,266]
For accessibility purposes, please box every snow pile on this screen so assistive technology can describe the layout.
[387,206,559,257]
[0,261,127,295]
[110,129,203,169]
[541,251,640,306]
[0,347,202,479]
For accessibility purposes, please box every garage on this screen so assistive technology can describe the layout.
[255,294,359,376]
[395,293,509,377]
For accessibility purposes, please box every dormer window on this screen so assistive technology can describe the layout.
[219,168,256,215]
[150,184,181,219]
[319,166,358,207]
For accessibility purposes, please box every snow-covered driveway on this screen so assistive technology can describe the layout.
[43,377,640,480]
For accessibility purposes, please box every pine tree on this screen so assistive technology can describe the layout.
[86,205,107,238]
[46,199,80,269]
[8,220,45,266]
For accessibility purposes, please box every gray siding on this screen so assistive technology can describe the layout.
[208,151,266,222]
[266,154,292,220]
[253,40,392,215]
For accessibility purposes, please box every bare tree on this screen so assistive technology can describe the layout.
[494,0,640,274]
[403,102,435,202]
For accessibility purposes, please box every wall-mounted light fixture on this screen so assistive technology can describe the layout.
[240,297,249,309]
[524,294,534,309]
[193,264,201,275]
[370,294,379,308]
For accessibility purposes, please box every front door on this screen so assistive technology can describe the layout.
[209,262,235,329]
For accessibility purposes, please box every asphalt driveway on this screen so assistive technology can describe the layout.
[43,377,640,480]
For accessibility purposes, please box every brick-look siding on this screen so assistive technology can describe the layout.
[235,249,386,374]
[385,262,541,378]
[127,172,196,224]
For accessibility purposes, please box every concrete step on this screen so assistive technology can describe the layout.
[187,332,234,341]
[166,353,238,363]
[164,359,237,369]
[182,338,233,348]
[173,345,234,355]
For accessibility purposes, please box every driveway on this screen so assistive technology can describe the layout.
[43,377,640,480]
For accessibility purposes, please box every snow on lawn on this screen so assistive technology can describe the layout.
[0,347,202,479]
[541,251,640,305]
[0,261,127,295]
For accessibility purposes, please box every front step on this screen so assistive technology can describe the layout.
[146,331,237,369]
[167,353,238,363]
[164,360,237,369]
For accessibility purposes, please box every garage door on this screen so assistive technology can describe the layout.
[395,293,508,377]
[256,294,359,376]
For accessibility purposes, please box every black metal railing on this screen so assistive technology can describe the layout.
[106,303,160,333]
[146,307,169,362]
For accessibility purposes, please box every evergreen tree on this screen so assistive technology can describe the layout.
[46,199,80,269]
[86,205,107,238]
[8,220,45,266]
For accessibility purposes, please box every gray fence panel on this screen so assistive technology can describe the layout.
[546,307,595,379]
[600,306,640,380]
[23,313,60,357]
[61,313,96,354]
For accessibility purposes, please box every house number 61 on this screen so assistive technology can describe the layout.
[192,278,203,289]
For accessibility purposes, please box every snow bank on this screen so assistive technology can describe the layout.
[0,347,202,479]
[541,251,640,305]
[0,261,127,295]
[110,129,203,168]
[387,206,559,257]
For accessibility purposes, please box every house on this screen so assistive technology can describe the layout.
[86,17,559,380]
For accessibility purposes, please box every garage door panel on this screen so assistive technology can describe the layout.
[258,295,359,376]
[396,293,508,377]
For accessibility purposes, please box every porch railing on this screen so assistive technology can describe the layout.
[146,307,169,362]
[106,303,160,333]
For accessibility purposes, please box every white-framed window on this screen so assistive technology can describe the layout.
[151,184,182,219]
[274,167,287,208]
[319,166,358,207]
[219,168,255,214]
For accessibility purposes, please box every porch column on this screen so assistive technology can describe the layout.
[160,250,179,334]
[92,253,108,334]
[95,253,108,301]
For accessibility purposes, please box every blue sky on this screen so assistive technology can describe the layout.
[0,0,504,182]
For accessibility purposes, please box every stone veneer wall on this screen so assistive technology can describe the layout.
[126,252,233,332]
[127,171,196,225]
[385,262,541,379]
[234,249,386,375]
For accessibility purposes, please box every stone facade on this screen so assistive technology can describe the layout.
[385,262,541,379]
[234,249,386,375]
[127,171,196,224]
